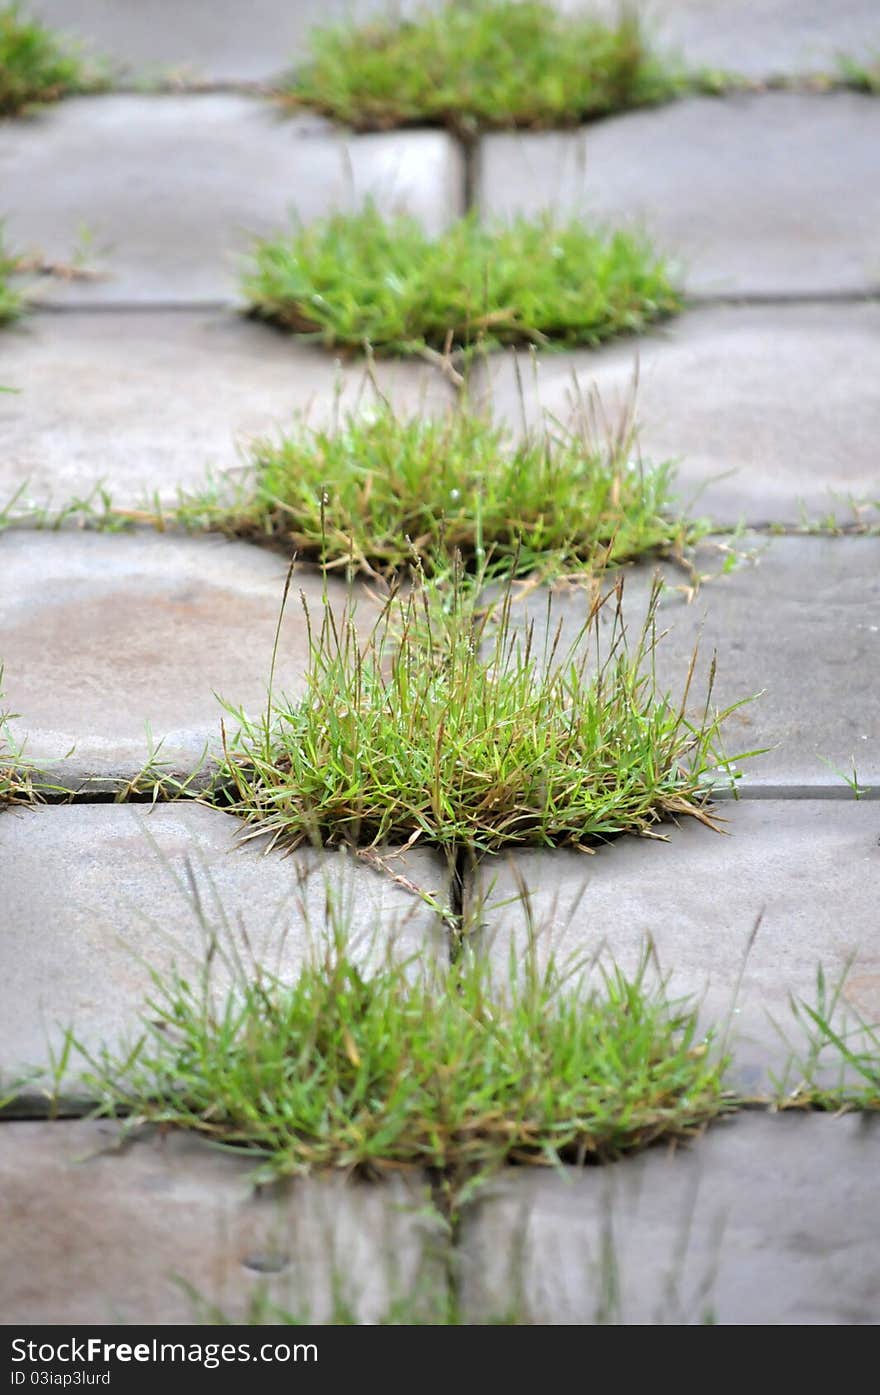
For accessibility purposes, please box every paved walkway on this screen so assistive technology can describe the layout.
[1,3,879,1324]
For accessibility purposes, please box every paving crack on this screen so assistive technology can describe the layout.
[24,299,235,315]
[687,288,880,308]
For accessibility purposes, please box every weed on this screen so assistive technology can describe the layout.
[0,227,23,324]
[797,495,880,537]
[772,963,880,1110]
[242,206,681,357]
[168,389,704,580]
[0,664,38,807]
[818,755,870,800]
[70,918,732,1187]
[0,2,94,115]
[281,1,708,135]
[0,478,125,531]
[837,52,880,94]
[214,562,750,855]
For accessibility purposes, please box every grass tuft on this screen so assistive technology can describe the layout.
[242,206,682,357]
[169,392,703,580]
[0,665,38,807]
[837,52,880,93]
[215,564,747,855]
[0,228,23,324]
[773,964,880,1111]
[71,923,732,1183]
[282,1,700,134]
[0,2,92,115]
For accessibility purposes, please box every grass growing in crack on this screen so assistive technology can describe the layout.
[777,494,880,538]
[70,926,732,1186]
[772,964,880,1111]
[179,1272,463,1328]
[281,1,706,134]
[0,229,23,324]
[0,2,93,115]
[838,52,880,93]
[243,206,681,357]
[167,391,704,581]
[0,665,38,807]
[215,564,750,855]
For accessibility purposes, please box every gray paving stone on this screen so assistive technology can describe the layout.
[475,303,880,527]
[0,1119,445,1324]
[0,803,450,1099]
[459,1112,880,1324]
[477,93,880,296]
[30,0,435,83]
[467,801,880,1091]
[0,531,378,787]
[575,0,880,81]
[31,1,880,85]
[0,311,453,509]
[0,96,464,305]
[490,535,880,791]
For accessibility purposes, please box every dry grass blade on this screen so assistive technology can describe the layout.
[213,563,753,854]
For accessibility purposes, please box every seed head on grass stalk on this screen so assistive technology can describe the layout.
[214,562,753,855]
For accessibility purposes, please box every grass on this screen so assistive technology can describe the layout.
[0,665,37,807]
[769,494,880,538]
[242,206,682,357]
[0,2,92,115]
[180,1275,462,1328]
[166,391,703,581]
[838,52,880,93]
[70,922,732,1191]
[281,1,703,135]
[214,562,750,856]
[0,228,23,324]
[773,964,880,1112]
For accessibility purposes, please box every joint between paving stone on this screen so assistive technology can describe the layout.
[713,785,880,801]
[22,299,236,316]
[688,289,880,308]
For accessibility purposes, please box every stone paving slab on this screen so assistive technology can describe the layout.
[477,93,880,296]
[459,1112,880,1324]
[0,531,377,788]
[31,1,880,86]
[492,535,880,791]
[30,0,434,84]
[0,1119,444,1324]
[475,303,880,527]
[467,801,879,1092]
[577,0,880,81]
[0,96,464,305]
[0,311,452,509]
[0,804,450,1100]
